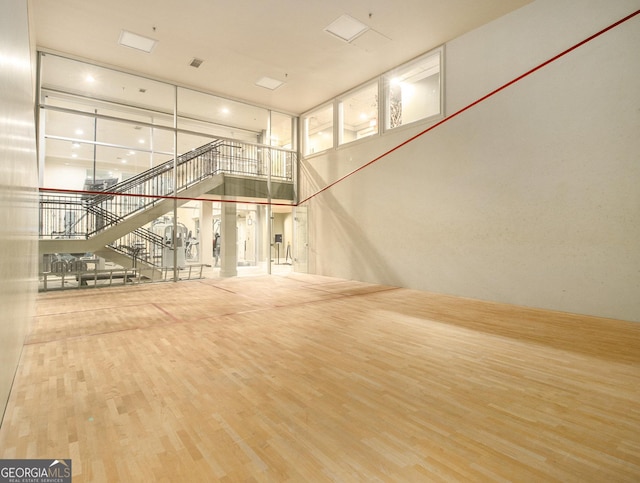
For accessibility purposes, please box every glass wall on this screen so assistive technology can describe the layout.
[38,52,298,287]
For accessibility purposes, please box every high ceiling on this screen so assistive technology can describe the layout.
[28,0,532,115]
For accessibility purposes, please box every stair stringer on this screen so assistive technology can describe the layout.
[39,174,224,257]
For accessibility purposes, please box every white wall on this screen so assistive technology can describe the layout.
[0,0,39,420]
[299,0,640,322]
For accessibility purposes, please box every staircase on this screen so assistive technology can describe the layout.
[40,140,229,272]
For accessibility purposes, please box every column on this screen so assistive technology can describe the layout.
[201,201,213,268]
[220,202,237,278]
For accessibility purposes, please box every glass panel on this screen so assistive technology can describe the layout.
[385,50,441,130]
[41,53,176,121]
[303,104,333,155]
[338,82,378,145]
[212,202,222,271]
[151,128,176,167]
[43,108,95,141]
[93,144,154,182]
[178,202,200,266]
[176,131,215,159]
[177,87,267,142]
[270,111,296,150]
[42,137,94,190]
[236,203,259,269]
[270,206,294,275]
[42,110,174,189]
[42,92,175,127]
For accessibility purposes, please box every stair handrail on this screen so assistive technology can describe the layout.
[86,139,225,206]
[40,138,297,240]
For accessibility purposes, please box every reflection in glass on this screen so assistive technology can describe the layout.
[385,50,441,130]
[270,111,296,150]
[41,53,176,120]
[177,87,267,143]
[303,104,334,155]
[338,82,378,145]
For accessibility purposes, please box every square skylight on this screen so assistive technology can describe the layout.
[118,30,158,53]
[256,76,284,90]
[324,14,369,43]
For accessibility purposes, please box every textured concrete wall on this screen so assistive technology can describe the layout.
[300,0,640,321]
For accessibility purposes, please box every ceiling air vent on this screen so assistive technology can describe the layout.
[189,58,204,68]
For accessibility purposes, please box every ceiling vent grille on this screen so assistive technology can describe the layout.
[189,58,204,68]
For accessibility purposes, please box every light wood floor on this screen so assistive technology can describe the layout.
[1,274,639,482]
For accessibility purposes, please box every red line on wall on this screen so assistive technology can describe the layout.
[297,9,640,206]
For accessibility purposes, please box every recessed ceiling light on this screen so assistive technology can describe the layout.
[324,14,369,43]
[75,129,84,135]
[85,75,95,83]
[118,30,158,53]
[256,76,284,90]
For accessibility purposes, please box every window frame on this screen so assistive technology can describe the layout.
[383,47,444,133]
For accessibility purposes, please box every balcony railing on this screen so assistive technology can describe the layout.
[40,137,296,240]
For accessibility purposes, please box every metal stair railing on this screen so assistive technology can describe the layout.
[40,138,297,241]
[84,139,225,236]
[39,193,87,239]
[108,227,165,269]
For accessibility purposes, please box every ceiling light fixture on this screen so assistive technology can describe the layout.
[324,14,369,43]
[118,30,158,53]
[256,76,284,90]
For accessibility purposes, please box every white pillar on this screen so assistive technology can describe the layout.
[220,202,237,277]
[201,201,213,267]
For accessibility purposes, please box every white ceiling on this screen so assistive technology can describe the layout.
[29,0,532,115]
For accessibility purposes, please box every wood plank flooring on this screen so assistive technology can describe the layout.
[1,273,639,482]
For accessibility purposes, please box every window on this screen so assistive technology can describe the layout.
[385,49,441,130]
[303,104,333,155]
[270,111,296,150]
[338,82,378,145]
